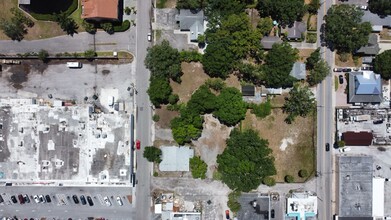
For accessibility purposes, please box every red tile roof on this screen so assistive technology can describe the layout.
[81,0,119,20]
[342,131,373,146]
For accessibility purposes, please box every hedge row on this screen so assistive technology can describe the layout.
[113,20,130,32]
[28,0,78,21]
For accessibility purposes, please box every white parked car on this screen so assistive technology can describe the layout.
[33,195,40,203]
[103,196,111,206]
[360,5,368,10]
[116,196,123,206]
[147,33,152,42]
[339,147,351,152]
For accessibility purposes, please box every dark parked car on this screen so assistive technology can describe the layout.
[271,209,275,218]
[342,68,352,72]
[23,194,30,203]
[18,194,24,204]
[326,143,330,151]
[80,195,87,205]
[0,195,3,203]
[87,196,94,206]
[72,195,79,204]
[11,196,17,204]
[45,195,51,203]
[339,75,344,84]
[333,68,343,72]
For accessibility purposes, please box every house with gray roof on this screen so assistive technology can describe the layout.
[261,36,283,50]
[356,33,380,55]
[348,71,382,104]
[282,21,306,40]
[361,11,391,31]
[289,62,306,80]
[175,9,205,42]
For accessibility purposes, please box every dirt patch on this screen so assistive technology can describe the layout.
[224,74,241,90]
[192,114,232,179]
[246,8,260,29]
[335,53,361,67]
[298,49,315,62]
[242,103,316,182]
[380,28,391,40]
[155,106,179,129]
[164,0,177,8]
[171,62,210,103]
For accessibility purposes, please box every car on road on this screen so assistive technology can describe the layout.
[116,196,123,206]
[18,194,24,204]
[225,210,230,219]
[333,68,343,72]
[80,195,87,205]
[45,195,51,203]
[23,194,30,203]
[39,195,45,203]
[339,147,351,152]
[11,196,17,204]
[326,143,330,151]
[147,33,152,42]
[271,209,275,218]
[103,196,111,206]
[339,75,344,84]
[87,196,94,206]
[136,139,141,150]
[72,195,79,204]
[0,195,3,203]
[33,195,40,203]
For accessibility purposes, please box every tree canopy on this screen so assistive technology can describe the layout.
[305,48,321,70]
[374,50,391,80]
[0,7,34,41]
[257,17,274,37]
[147,77,173,107]
[55,12,78,36]
[189,156,207,179]
[257,0,305,26]
[368,0,391,17]
[176,0,207,9]
[307,0,321,14]
[206,0,246,19]
[187,85,217,114]
[263,42,299,88]
[217,129,276,192]
[213,87,247,126]
[145,40,182,81]
[307,60,330,86]
[324,4,372,53]
[143,146,162,163]
[171,108,203,145]
[283,83,316,123]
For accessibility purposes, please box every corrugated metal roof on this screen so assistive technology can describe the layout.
[348,72,382,103]
[342,131,373,146]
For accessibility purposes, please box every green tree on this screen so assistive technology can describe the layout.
[307,60,330,86]
[38,49,49,63]
[206,0,246,19]
[374,50,391,80]
[145,40,182,81]
[263,42,299,88]
[170,109,203,145]
[168,94,179,105]
[205,78,226,91]
[217,129,276,192]
[325,4,372,53]
[143,146,162,163]
[213,87,247,126]
[262,176,276,186]
[0,7,34,41]
[202,40,235,78]
[250,100,272,118]
[368,0,391,17]
[338,140,345,148]
[227,191,242,212]
[189,156,207,179]
[147,77,172,107]
[307,0,321,14]
[82,20,96,34]
[285,175,294,183]
[55,12,79,36]
[187,85,217,114]
[101,22,114,34]
[177,0,207,9]
[257,17,274,36]
[124,6,132,15]
[306,48,321,70]
[84,49,97,60]
[283,83,316,124]
[298,169,308,178]
[257,0,305,26]
[236,63,263,85]
[152,114,160,122]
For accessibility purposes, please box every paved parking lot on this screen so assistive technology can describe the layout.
[0,186,135,219]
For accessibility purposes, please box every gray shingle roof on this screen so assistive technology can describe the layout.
[348,71,382,103]
[261,36,283,49]
[289,62,306,80]
[356,34,380,55]
[361,11,391,27]
[18,0,30,4]
[175,9,204,41]
[285,21,306,39]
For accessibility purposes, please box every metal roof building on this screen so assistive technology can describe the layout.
[159,146,194,172]
[175,10,204,42]
[348,71,382,104]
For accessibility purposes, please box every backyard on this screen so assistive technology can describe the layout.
[242,94,316,183]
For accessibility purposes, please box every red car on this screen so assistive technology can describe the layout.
[225,210,230,219]
[136,140,141,150]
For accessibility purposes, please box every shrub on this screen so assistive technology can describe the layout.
[124,7,132,15]
[168,94,179,105]
[152,114,160,122]
[143,146,162,163]
[205,78,225,91]
[227,191,241,212]
[285,175,294,183]
[38,49,49,63]
[262,176,276,186]
[250,100,272,118]
[153,172,158,177]
[84,49,97,60]
[179,50,203,62]
[298,169,308,178]
[189,156,207,179]
[101,22,114,34]
[82,20,96,34]
[306,32,317,43]
[337,140,345,148]
[113,20,130,32]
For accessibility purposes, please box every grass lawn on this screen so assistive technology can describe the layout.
[334,76,339,91]
[69,1,85,32]
[306,14,317,31]
[157,0,176,8]
[242,94,316,183]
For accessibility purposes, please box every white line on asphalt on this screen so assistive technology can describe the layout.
[0,209,3,212]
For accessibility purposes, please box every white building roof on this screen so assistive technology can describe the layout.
[287,193,317,219]
[372,178,384,217]
[159,146,194,171]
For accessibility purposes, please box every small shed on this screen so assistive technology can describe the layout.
[290,62,306,80]
[241,85,255,96]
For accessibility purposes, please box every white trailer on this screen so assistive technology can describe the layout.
[66,62,82,68]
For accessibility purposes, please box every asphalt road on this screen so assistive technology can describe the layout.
[134,0,153,219]
[0,186,134,219]
[316,0,335,219]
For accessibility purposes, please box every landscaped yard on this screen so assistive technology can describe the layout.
[242,94,316,182]
[157,0,177,8]
[298,48,315,62]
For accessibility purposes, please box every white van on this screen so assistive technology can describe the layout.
[66,62,82,68]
